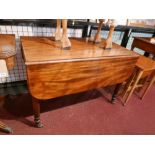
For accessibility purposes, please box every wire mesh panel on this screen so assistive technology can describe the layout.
[91,28,154,55]
[0,21,154,85]
[0,24,83,84]
[90,29,125,45]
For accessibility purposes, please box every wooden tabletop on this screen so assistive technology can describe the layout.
[134,37,155,45]
[128,23,155,29]
[132,37,155,56]
[21,36,138,65]
[0,34,16,59]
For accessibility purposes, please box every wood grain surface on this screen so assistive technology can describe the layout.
[21,37,138,64]
[132,37,155,55]
[0,34,16,70]
[21,37,139,100]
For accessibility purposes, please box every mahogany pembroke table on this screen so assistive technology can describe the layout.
[21,37,139,128]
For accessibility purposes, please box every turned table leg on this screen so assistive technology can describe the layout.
[55,19,62,41]
[111,83,122,104]
[94,19,104,44]
[32,97,43,128]
[61,19,71,49]
[104,25,115,50]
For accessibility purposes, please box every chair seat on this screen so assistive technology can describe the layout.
[136,55,155,71]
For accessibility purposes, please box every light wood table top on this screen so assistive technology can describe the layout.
[21,37,138,65]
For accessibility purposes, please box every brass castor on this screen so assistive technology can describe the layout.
[3,126,13,133]
[111,98,116,104]
[34,118,44,128]
[62,46,71,50]
[0,122,13,133]
[104,48,112,50]
[103,39,112,50]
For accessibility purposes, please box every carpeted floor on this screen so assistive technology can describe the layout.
[0,85,155,135]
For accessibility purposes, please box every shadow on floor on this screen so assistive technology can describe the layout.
[3,89,112,115]
[0,86,116,128]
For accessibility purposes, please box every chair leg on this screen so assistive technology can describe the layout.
[0,96,13,133]
[0,121,13,133]
[136,77,147,93]
[123,70,143,105]
[140,72,155,100]
[122,68,137,99]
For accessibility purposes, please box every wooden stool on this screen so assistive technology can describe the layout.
[122,55,155,105]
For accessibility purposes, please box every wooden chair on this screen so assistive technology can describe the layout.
[0,34,16,133]
[0,58,15,133]
[0,70,13,133]
[122,55,155,105]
